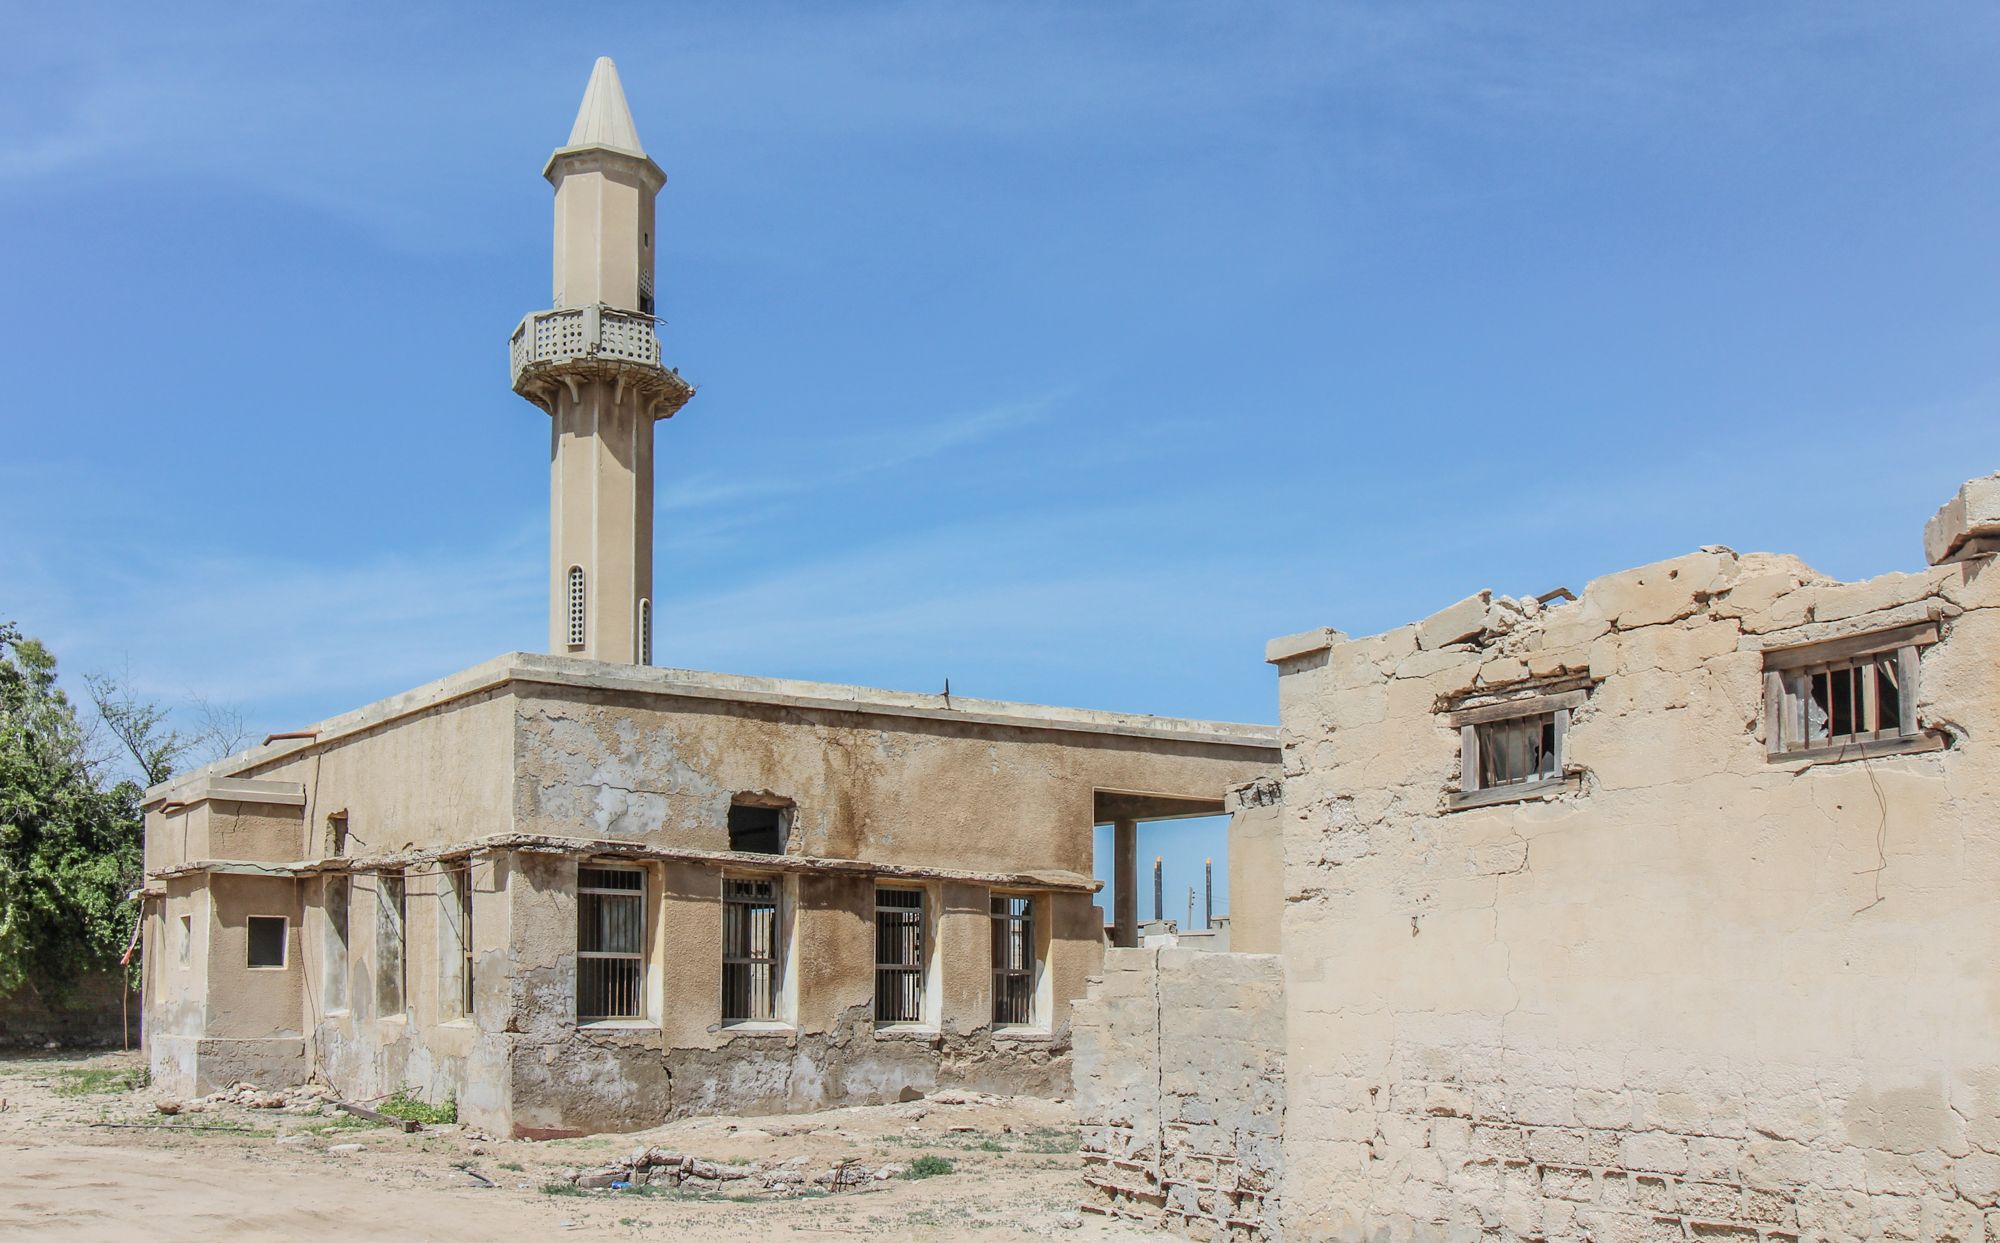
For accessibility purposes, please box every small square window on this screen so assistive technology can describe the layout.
[727,803,787,855]
[247,916,288,969]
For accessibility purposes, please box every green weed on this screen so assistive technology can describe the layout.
[377,1088,456,1125]
[53,1066,148,1096]
[903,1155,955,1179]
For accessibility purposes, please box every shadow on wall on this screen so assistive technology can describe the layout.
[0,971,141,1049]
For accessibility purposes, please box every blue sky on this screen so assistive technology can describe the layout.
[4,3,1998,917]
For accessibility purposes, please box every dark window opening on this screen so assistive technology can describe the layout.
[247,916,288,969]
[728,803,786,854]
[991,894,1036,1027]
[1474,713,1560,789]
[723,878,781,1023]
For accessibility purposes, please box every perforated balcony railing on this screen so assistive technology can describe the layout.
[510,306,661,378]
[508,304,693,418]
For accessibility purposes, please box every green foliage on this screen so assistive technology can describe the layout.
[52,1065,148,1096]
[541,1181,586,1197]
[903,1155,955,1179]
[0,622,147,1004]
[378,1088,457,1125]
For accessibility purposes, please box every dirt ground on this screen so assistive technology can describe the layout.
[0,1051,1140,1242]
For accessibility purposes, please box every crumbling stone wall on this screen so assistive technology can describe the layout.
[1074,947,1285,1239]
[0,971,137,1049]
[1269,540,2000,1241]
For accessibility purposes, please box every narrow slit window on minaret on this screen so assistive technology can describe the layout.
[567,566,586,649]
[639,599,652,666]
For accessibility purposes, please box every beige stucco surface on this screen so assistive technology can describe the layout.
[1270,540,2000,1241]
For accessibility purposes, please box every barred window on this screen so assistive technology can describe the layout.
[875,888,925,1025]
[990,894,1036,1027]
[566,565,586,649]
[723,878,781,1023]
[577,865,645,1021]
[639,599,652,666]
[1764,623,1932,761]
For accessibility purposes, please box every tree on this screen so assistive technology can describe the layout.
[0,623,146,1005]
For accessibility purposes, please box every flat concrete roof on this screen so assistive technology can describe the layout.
[146,652,1278,806]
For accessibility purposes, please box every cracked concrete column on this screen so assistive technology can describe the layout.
[1114,819,1138,948]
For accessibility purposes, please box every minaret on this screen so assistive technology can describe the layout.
[510,57,693,664]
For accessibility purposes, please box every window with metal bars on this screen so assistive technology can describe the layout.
[639,599,652,666]
[323,876,350,1012]
[723,878,781,1023]
[577,865,645,1021]
[566,566,586,649]
[874,888,926,1025]
[1764,625,1929,760]
[990,894,1036,1027]
[377,872,407,1017]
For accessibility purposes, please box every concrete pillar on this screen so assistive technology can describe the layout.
[1113,819,1138,948]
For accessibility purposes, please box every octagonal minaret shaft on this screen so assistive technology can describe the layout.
[511,57,693,665]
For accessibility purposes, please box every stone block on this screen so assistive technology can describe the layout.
[1417,592,1494,650]
[1955,1152,2000,1207]
[1620,1132,1691,1176]
[1924,473,2000,565]
[1267,627,1343,665]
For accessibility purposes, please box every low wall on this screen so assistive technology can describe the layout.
[0,972,139,1049]
[1072,947,1285,1240]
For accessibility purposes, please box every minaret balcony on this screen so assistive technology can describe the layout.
[509,305,694,419]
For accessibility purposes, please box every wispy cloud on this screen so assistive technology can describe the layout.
[659,391,1062,514]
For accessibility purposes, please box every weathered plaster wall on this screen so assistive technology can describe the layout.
[1273,546,2000,1241]
[511,683,1270,878]
[1228,780,1286,956]
[1075,947,1286,1239]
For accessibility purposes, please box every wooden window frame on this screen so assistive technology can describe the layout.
[1763,622,1941,764]
[1447,690,1583,811]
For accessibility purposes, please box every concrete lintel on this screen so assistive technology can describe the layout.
[152,832,1104,895]
[144,776,307,812]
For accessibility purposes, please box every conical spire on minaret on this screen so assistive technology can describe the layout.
[566,56,645,156]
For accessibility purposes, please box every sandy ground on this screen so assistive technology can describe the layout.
[0,1051,1140,1242]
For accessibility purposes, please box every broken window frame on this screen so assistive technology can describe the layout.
[377,871,407,1019]
[1446,688,1584,811]
[874,886,928,1028]
[722,875,785,1026]
[1763,622,1939,763]
[990,892,1040,1030]
[577,863,647,1023]
[247,915,288,969]
[323,875,350,1013]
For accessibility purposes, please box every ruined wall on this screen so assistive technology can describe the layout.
[1075,947,1286,1239]
[1272,545,2000,1241]
[511,681,1270,879]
